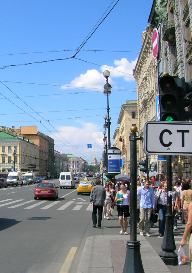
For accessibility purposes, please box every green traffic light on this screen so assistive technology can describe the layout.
[165,116,174,122]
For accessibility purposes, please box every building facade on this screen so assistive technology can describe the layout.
[13,126,54,177]
[113,100,138,176]
[0,131,39,173]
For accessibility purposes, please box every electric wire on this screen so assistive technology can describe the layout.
[0,81,57,131]
[72,0,121,58]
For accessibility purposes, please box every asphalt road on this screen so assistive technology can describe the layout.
[0,181,189,273]
[0,180,95,273]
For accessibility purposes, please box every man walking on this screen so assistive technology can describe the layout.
[90,179,106,228]
[137,180,155,236]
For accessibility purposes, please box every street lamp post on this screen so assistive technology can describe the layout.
[103,70,112,149]
[123,125,144,273]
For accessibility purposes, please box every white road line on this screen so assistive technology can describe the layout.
[77,197,86,201]
[86,204,92,211]
[0,199,23,208]
[72,205,83,210]
[57,201,74,211]
[24,200,47,209]
[8,200,35,208]
[60,189,77,199]
[76,202,83,205]
[0,199,12,203]
[41,201,61,210]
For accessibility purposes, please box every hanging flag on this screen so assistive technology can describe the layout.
[87,144,92,148]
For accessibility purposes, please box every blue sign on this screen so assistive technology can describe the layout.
[108,155,121,174]
[87,144,92,148]
[158,155,166,161]
[156,95,160,121]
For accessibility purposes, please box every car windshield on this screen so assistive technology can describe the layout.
[60,175,65,180]
[37,183,54,188]
[79,181,91,185]
[8,176,17,179]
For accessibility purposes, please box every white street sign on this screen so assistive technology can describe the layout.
[144,121,192,155]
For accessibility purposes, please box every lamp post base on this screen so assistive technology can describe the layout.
[123,241,145,273]
[159,214,178,266]
[159,251,178,265]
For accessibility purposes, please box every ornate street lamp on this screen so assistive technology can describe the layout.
[103,70,112,149]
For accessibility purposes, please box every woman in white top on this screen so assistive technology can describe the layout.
[115,184,130,235]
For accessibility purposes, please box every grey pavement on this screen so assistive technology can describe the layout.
[77,234,172,273]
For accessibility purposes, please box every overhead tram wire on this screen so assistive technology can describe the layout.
[71,0,121,58]
[0,89,52,132]
[0,48,131,57]
[0,81,57,131]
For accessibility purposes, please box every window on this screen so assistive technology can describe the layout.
[8,146,12,154]
[8,156,12,164]
[2,155,5,164]
[2,146,5,153]
[14,146,17,153]
[131,111,136,119]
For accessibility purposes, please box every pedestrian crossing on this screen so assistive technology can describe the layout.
[0,198,92,212]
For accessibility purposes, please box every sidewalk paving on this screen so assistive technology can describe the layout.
[77,234,172,273]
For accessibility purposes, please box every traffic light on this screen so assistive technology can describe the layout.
[159,75,186,121]
[139,160,147,172]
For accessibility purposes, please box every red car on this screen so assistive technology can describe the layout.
[34,182,58,200]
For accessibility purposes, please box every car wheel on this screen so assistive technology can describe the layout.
[77,192,80,195]
[34,196,37,200]
[60,186,62,189]
[55,195,58,200]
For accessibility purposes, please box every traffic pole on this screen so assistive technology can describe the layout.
[159,155,177,265]
[123,126,144,273]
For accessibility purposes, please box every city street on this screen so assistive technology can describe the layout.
[0,181,94,273]
[0,181,189,273]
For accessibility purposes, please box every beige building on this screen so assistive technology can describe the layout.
[113,100,138,176]
[0,130,39,173]
[133,0,192,179]
[133,26,157,169]
[13,126,54,177]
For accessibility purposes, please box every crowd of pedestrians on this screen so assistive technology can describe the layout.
[89,177,192,269]
[90,176,192,236]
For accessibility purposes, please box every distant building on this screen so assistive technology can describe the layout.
[0,130,39,173]
[113,100,138,176]
[54,151,69,177]
[13,126,54,177]
[67,154,87,174]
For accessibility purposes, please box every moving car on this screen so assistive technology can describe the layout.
[59,172,75,189]
[34,182,58,200]
[0,178,7,188]
[7,171,22,186]
[76,180,94,195]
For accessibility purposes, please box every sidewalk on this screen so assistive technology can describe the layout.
[76,234,171,273]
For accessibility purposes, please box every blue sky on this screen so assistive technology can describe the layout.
[0,0,153,162]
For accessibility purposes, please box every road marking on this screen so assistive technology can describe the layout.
[0,199,23,208]
[0,199,12,203]
[77,197,86,201]
[59,247,78,273]
[8,200,35,208]
[60,189,77,199]
[72,204,83,210]
[57,201,74,211]
[24,200,47,209]
[86,203,92,211]
[41,201,61,210]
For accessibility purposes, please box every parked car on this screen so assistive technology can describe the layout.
[76,180,93,195]
[34,176,43,184]
[0,178,8,188]
[34,182,58,200]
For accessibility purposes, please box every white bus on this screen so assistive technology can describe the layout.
[59,172,75,189]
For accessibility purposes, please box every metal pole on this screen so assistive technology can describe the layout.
[159,155,177,265]
[106,91,111,149]
[13,150,16,171]
[123,126,144,273]
[146,154,149,181]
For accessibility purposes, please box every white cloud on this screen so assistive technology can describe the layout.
[51,122,103,162]
[102,58,137,81]
[61,69,103,91]
[61,58,137,91]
